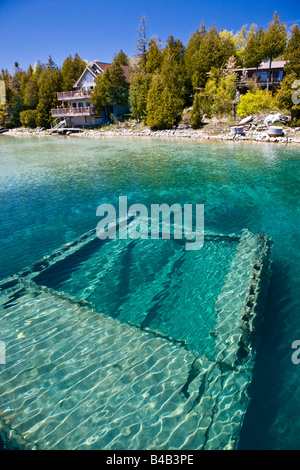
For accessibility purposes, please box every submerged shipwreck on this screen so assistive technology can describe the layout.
[0,220,273,450]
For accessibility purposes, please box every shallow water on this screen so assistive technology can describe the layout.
[0,135,299,449]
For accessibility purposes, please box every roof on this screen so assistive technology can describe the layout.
[94,61,111,72]
[73,60,132,88]
[121,65,132,83]
[235,60,286,72]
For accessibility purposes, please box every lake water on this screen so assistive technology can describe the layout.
[0,135,299,449]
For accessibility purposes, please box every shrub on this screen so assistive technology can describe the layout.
[237,89,276,117]
[20,109,37,128]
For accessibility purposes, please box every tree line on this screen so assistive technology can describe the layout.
[1,12,299,130]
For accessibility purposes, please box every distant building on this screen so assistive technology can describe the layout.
[51,60,131,127]
[235,61,286,92]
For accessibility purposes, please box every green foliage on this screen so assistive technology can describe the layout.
[10,93,25,127]
[129,72,150,121]
[198,71,238,117]
[90,57,129,118]
[185,22,237,91]
[237,89,276,117]
[145,39,162,74]
[61,54,86,91]
[263,12,287,62]
[191,93,203,128]
[276,72,300,122]
[284,24,300,76]
[146,73,183,129]
[23,77,39,108]
[145,36,186,129]
[90,69,111,115]
[243,27,265,67]
[20,109,37,128]
[36,67,62,127]
[113,50,130,66]
[0,104,9,127]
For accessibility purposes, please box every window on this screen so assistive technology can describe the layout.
[258,71,268,83]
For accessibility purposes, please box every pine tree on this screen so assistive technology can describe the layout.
[90,68,111,119]
[136,16,148,73]
[23,77,39,109]
[191,92,203,128]
[284,24,300,76]
[129,72,150,122]
[184,22,236,92]
[108,59,129,115]
[276,72,300,123]
[114,50,130,66]
[61,54,86,91]
[146,73,165,129]
[90,57,129,120]
[145,39,162,74]
[36,67,62,127]
[46,56,58,70]
[262,12,287,90]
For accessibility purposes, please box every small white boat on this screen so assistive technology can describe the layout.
[231,126,244,135]
[239,116,252,125]
[267,126,283,137]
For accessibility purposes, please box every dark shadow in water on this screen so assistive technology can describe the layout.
[238,261,293,450]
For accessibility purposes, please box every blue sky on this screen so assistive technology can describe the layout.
[1,0,299,72]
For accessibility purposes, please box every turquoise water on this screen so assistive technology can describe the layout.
[0,135,299,449]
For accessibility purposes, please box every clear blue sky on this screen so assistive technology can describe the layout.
[1,0,299,72]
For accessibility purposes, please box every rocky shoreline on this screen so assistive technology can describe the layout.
[4,121,300,145]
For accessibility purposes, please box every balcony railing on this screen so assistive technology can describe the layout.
[51,106,95,117]
[57,90,91,100]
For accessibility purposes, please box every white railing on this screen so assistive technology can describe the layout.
[51,106,95,117]
[57,90,91,100]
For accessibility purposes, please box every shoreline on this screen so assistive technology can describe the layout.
[4,126,300,145]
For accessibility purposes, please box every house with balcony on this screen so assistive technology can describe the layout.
[51,60,131,128]
[235,60,286,93]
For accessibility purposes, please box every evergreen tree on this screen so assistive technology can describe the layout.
[136,16,148,73]
[191,92,203,128]
[145,39,162,74]
[276,72,300,123]
[161,36,186,104]
[284,24,300,76]
[243,27,265,67]
[114,50,130,66]
[262,12,287,90]
[36,67,62,127]
[233,24,257,66]
[90,68,111,119]
[23,77,39,109]
[61,54,86,91]
[108,59,129,115]
[46,55,58,70]
[146,71,184,130]
[91,57,129,119]
[129,72,150,122]
[146,36,186,129]
[146,73,166,129]
[184,22,236,92]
